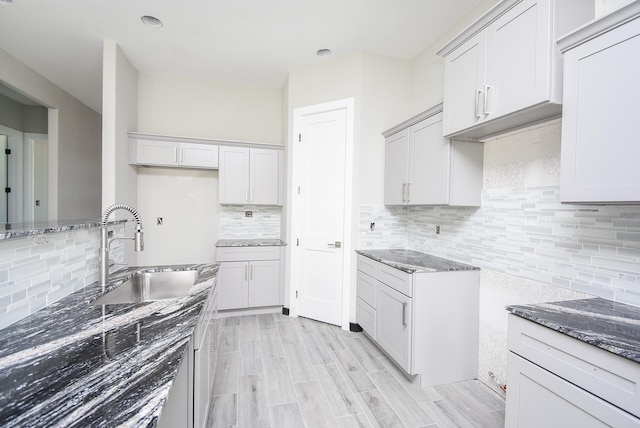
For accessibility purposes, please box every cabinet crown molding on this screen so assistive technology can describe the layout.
[382,103,443,138]
[557,1,640,53]
[436,0,521,57]
[128,131,284,150]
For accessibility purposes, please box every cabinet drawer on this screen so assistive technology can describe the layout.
[357,254,377,278]
[506,351,640,427]
[356,298,376,339]
[508,314,640,418]
[377,263,412,297]
[216,246,280,262]
[356,270,376,309]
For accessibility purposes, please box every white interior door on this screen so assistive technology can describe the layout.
[293,103,349,326]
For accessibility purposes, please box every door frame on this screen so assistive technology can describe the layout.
[288,98,355,330]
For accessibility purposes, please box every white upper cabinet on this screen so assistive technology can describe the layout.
[219,146,282,206]
[383,105,483,206]
[129,138,218,169]
[438,0,594,140]
[558,3,640,203]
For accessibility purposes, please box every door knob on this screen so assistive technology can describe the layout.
[327,241,342,248]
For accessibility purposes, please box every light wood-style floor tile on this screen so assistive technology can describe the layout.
[283,343,317,383]
[263,357,297,406]
[239,340,263,376]
[208,393,237,427]
[369,370,434,427]
[294,380,338,428]
[238,374,270,428]
[209,313,505,428]
[270,403,305,428]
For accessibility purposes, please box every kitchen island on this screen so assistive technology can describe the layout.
[0,263,217,427]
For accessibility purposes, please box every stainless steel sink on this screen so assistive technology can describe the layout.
[92,270,199,305]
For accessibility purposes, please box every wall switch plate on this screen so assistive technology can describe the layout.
[245,211,253,218]
[157,217,163,225]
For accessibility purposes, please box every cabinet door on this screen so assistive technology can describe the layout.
[560,17,640,203]
[180,143,218,169]
[356,298,376,339]
[384,129,409,205]
[505,352,640,428]
[248,260,281,307]
[408,113,450,205]
[218,262,249,310]
[485,0,551,119]
[193,322,210,428]
[219,146,250,204]
[135,140,178,166]
[250,148,280,205]
[442,31,487,136]
[376,281,412,373]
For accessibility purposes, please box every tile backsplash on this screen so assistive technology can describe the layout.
[0,225,125,330]
[360,185,640,306]
[219,205,281,239]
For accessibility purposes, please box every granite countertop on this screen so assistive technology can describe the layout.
[356,249,479,273]
[0,219,127,240]
[0,263,218,427]
[216,238,287,247]
[507,297,640,364]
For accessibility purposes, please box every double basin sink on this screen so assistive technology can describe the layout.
[92,270,199,305]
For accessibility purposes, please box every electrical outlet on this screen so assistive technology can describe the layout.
[245,211,253,218]
[157,217,163,226]
[436,225,440,235]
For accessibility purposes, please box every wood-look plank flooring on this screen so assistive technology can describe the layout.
[207,313,505,428]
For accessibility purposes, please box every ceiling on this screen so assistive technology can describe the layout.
[0,0,485,113]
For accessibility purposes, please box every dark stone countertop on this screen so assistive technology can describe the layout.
[0,219,127,240]
[356,249,479,274]
[216,238,286,247]
[507,297,640,364]
[0,263,218,427]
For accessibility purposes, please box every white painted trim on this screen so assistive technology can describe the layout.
[47,108,58,220]
[289,98,355,331]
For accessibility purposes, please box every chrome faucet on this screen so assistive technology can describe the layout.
[99,204,144,287]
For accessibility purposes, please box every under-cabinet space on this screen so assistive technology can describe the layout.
[437,0,594,140]
[558,2,640,203]
[383,104,483,207]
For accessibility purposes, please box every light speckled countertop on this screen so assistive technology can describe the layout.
[507,297,640,364]
[216,238,286,247]
[0,263,217,427]
[356,249,479,273]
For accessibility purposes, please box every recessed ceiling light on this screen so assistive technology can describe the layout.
[316,49,332,57]
[141,15,163,28]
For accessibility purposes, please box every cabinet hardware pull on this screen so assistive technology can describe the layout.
[402,302,407,327]
[250,264,253,280]
[475,89,484,118]
[406,182,411,203]
[402,183,406,203]
[327,241,342,248]
[245,265,248,281]
[484,85,493,115]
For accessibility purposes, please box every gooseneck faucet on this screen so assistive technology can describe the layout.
[99,204,144,287]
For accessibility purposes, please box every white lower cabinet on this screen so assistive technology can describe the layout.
[376,282,412,373]
[216,246,282,310]
[506,314,640,427]
[356,254,479,387]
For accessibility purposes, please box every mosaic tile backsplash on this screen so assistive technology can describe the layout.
[0,225,125,329]
[360,185,640,306]
[219,205,281,239]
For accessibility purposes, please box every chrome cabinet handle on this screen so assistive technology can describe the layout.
[406,182,411,203]
[245,265,248,281]
[250,264,253,280]
[475,89,484,118]
[402,183,406,203]
[484,85,493,115]
[402,302,407,327]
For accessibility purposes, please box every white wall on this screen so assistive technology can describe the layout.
[0,47,101,220]
[102,41,139,263]
[135,73,282,266]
